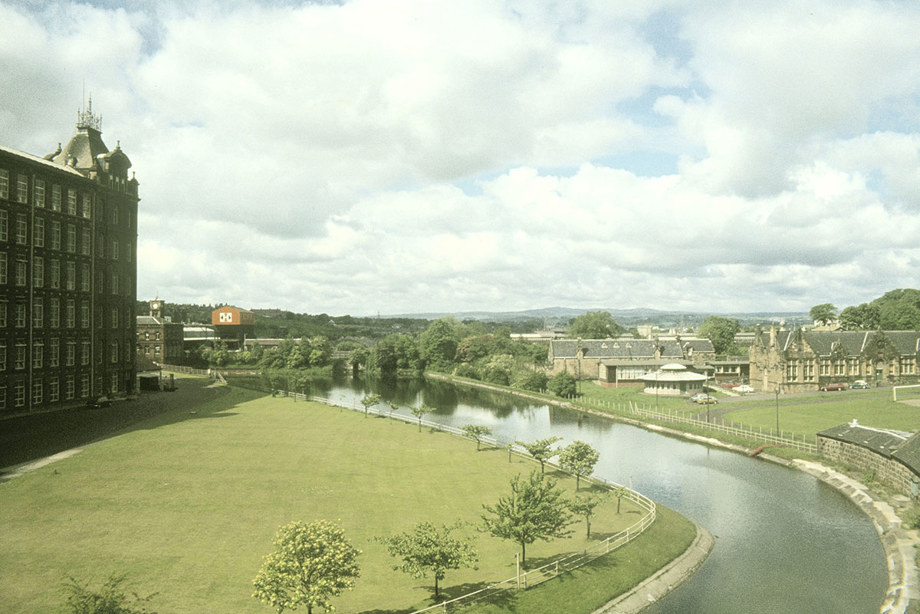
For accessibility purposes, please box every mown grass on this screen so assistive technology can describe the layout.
[0,382,692,614]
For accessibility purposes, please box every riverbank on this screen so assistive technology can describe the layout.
[427,373,919,614]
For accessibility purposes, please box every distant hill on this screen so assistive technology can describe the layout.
[387,307,810,329]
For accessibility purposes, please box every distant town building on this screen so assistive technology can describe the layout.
[0,101,138,413]
[548,337,716,385]
[136,299,183,366]
[749,326,920,392]
[211,305,255,345]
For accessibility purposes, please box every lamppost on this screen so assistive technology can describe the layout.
[774,386,780,435]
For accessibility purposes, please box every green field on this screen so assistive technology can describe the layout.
[0,382,695,613]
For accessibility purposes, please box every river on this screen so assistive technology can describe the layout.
[307,375,888,613]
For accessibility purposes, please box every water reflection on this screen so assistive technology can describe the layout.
[311,374,886,613]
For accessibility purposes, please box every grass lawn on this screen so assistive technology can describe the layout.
[0,381,693,614]
[720,390,920,435]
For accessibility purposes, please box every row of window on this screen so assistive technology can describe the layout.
[1,168,133,225]
[0,339,123,371]
[0,210,131,261]
[0,254,127,294]
[0,300,128,329]
[784,358,919,381]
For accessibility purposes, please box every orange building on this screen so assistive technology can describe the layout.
[211,305,255,343]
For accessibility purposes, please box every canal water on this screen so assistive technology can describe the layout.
[309,375,887,613]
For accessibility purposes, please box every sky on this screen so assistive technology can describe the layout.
[2,0,920,317]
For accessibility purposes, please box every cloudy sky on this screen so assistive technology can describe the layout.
[2,0,919,316]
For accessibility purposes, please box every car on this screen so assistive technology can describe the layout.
[851,380,870,389]
[690,393,718,404]
[820,383,847,392]
[735,384,755,394]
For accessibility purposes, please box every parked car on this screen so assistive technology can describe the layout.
[735,384,755,394]
[851,380,870,389]
[690,393,718,404]
[820,383,847,392]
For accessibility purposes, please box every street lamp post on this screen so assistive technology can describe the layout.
[774,387,780,435]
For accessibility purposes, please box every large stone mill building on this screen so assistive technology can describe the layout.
[0,101,139,413]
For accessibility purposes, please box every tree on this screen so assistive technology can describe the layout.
[568,492,607,538]
[376,522,478,600]
[252,520,360,614]
[410,404,435,432]
[839,303,880,330]
[809,303,837,326]
[698,316,741,355]
[359,394,381,418]
[518,436,562,473]
[518,371,548,393]
[558,441,600,491]
[611,485,627,514]
[547,371,576,397]
[62,574,157,614]
[419,318,460,372]
[567,311,623,339]
[461,424,493,451]
[481,471,574,564]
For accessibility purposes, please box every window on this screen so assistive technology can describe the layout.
[15,343,26,369]
[49,338,59,367]
[14,383,25,408]
[80,301,89,328]
[15,259,26,286]
[65,300,75,328]
[15,213,27,244]
[16,174,28,204]
[111,272,119,295]
[34,217,44,247]
[32,380,42,406]
[32,343,42,369]
[66,188,77,215]
[49,298,59,328]
[65,376,75,400]
[0,341,6,370]
[0,252,6,285]
[0,303,6,327]
[65,341,75,366]
[51,184,61,211]
[34,179,45,208]
[0,209,7,241]
[111,238,119,260]
[110,341,118,363]
[80,375,89,399]
[110,373,119,394]
[110,206,117,225]
[111,307,118,328]
[49,379,59,403]
[66,224,76,252]
[82,193,92,218]
[81,341,90,366]
[15,303,26,328]
[81,263,90,292]
[50,259,60,289]
[65,261,75,290]
[834,360,845,376]
[81,228,91,256]
[0,387,5,410]
[0,169,8,199]
[96,231,104,258]
[32,256,43,288]
[32,300,43,328]
[51,221,61,250]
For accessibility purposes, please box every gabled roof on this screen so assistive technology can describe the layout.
[551,338,684,360]
[756,329,920,358]
[682,339,716,354]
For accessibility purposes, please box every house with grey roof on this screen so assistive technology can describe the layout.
[750,325,920,392]
[548,337,715,386]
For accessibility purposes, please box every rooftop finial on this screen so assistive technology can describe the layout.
[76,94,102,132]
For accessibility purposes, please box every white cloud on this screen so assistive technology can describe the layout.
[2,0,920,316]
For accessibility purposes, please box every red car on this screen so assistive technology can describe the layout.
[820,383,847,392]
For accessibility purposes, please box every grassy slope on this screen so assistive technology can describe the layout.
[0,384,693,614]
